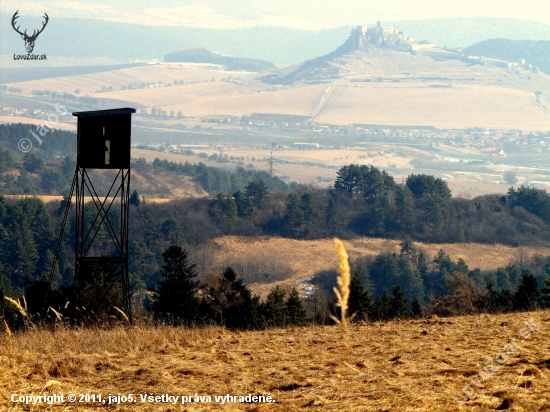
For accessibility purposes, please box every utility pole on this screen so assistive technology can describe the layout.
[268,151,274,177]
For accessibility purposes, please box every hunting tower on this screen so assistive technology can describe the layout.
[50,108,136,323]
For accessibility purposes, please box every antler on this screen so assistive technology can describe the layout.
[29,13,49,39]
[11,10,27,37]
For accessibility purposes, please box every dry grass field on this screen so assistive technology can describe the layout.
[3,64,243,96]
[1,311,548,411]
[314,82,550,130]
[199,236,550,298]
[106,82,328,119]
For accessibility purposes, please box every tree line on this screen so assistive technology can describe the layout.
[1,245,308,330]
[2,240,549,331]
[313,239,550,322]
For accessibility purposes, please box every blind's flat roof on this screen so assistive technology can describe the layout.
[72,108,136,118]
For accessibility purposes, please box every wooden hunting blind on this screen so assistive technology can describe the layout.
[50,108,136,323]
[74,108,135,169]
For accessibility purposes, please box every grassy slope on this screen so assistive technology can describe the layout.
[206,236,550,298]
[5,52,550,129]
[0,311,548,410]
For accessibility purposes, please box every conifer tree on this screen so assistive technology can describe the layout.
[285,288,308,326]
[244,180,268,207]
[371,291,392,321]
[395,186,416,234]
[284,194,304,238]
[325,197,338,236]
[214,193,238,233]
[233,190,254,217]
[347,272,373,322]
[398,253,425,304]
[410,300,423,317]
[496,267,512,290]
[129,190,141,206]
[153,245,200,325]
[388,285,410,319]
[261,286,287,327]
[300,193,317,238]
[205,267,260,329]
[513,273,540,311]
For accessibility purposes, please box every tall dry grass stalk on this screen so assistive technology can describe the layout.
[331,238,352,329]
[48,307,63,322]
[113,306,130,324]
[3,319,11,340]
[4,296,28,318]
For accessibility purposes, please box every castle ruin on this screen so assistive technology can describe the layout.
[347,22,435,52]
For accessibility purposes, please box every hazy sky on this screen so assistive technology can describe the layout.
[2,0,550,29]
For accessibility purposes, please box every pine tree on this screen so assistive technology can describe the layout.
[161,218,183,244]
[370,253,400,296]
[398,254,425,304]
[62,155,74,177]
[214,193,238,233]
[513,273,540,311]
[129,190,141,206]
[507,264,523,285]
[395,186,416,234]
[206,267,260,330]
[300,193,317,238]
[285,288,308,326]
[325,197,337,236]
[433,249,454,276]
[226,268,260,330]
[233,190,254,217]
[468,268,485,287]
[496,267,512,290]
[244,180,268,207]
[417,250,429,277]
[454,258,469,275]
[388,285,410,319]
[410,300,423,317]
[371,292,392,321]
[347,272,373,322]
[153,245,200,325]
[261,286,287,327]
[284,194,304,238]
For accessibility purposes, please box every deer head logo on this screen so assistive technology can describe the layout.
[11,10,49,54]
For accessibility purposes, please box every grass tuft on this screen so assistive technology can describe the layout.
[4,296,28,318]
[330,238,352,329]
[3,319,11,340]
[48,307,63,322]
[113,306,130,323]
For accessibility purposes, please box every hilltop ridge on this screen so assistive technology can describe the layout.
[262,21,548,86]
[164,48,277,72]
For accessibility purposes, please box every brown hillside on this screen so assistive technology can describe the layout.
[204,236,550,298]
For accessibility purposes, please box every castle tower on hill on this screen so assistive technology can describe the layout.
[347,22,432,52]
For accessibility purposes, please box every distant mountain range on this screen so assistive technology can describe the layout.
[385,18,550,49]
[1,13,550,67]
[164,48,275,72]
[464,39,550,73]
